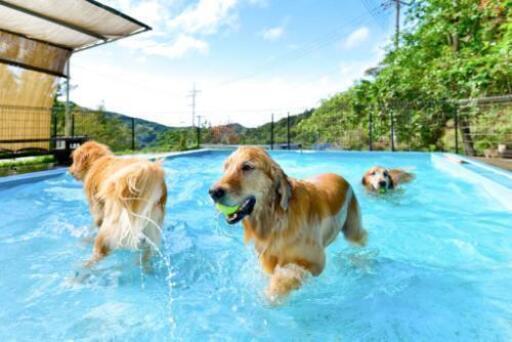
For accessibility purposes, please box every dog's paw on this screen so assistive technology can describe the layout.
[265,264,310,304]
[83,258,97,268]
[72,268,93,284]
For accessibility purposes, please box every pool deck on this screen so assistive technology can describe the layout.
[473,157,512,172]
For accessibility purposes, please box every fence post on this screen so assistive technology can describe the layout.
[390,108,395,152]
[270,113,274,150]
[71,111,75,137]
[454,108,459,154]
[368,111,373,151]
[287,112,290,149]
[131,117,135,151]
[196,125,201,148]
[51,107,57,150]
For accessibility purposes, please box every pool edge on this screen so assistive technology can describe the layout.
[0,149,215,189]
[432,153,512,211]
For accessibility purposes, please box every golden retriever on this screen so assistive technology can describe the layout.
[209,147,367,301]
[69,141,167,269]
[361,166,414,193]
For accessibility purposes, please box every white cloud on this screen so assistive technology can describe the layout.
[247,0,269,7]
[343,27,370,49]
[102,0,243,59]
[261,26,284,41]
[168,0,239,35]
[102,0,171,28]
[120,34,208,59]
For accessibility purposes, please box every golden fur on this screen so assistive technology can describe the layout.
[361,166,414,192]
[69,141,167,268]
[211,147,367,301]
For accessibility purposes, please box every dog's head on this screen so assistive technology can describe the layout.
[209,146,291,224]
[362,166,394,192]
[69,141,111,181]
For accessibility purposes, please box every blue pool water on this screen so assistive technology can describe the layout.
[0,151,511,341]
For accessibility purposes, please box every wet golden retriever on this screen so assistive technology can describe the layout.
[362,166,414,193]
[209,147,367,301]
[69,141,167,269]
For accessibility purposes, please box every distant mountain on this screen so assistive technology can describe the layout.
[102,110,176,148]
[67,102,314,149]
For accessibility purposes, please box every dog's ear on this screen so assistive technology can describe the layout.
[390,169,414,184]
[271,162,291,210]
[71,142,110,173]
[388,175,394,189]
[70,147,88,171]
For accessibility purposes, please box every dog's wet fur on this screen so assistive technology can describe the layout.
[210,146,367,301]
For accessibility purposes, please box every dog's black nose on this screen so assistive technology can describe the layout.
[209,187,225,201]
[379,180,387,188]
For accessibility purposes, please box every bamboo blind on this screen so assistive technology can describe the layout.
[0,64,57,151]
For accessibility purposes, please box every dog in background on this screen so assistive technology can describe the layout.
[69,141,167,269]
[209,147,367,302]
[361,166,414,193]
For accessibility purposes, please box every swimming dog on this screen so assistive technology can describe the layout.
[362,166,414,193]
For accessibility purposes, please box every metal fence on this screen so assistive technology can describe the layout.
[201,96,512,158]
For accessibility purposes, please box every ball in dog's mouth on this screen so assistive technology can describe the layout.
[224,196,256,225]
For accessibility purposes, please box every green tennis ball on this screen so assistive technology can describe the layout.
[215,203,240,216]
[379,188,387,194]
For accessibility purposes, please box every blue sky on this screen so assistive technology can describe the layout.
[71,0,395,127]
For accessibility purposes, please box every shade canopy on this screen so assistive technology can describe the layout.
[0,0,150,77]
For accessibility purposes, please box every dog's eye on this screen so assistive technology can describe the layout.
[241,163,254,172]
[371,171,376,176]
[383,171,389,177]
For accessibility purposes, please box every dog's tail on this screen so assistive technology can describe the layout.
[98,160,167,250]
[342,186,367,246]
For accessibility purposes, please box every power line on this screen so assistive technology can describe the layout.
[215,4,385,88]
[360,0,390,30]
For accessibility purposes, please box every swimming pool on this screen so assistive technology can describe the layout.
[0,150,511,340]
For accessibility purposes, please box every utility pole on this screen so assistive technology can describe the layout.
[188,83,201,127]
[395,0,400,51]
[385,0,411,50]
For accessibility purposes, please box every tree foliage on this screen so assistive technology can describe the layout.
[298,0,512,154]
